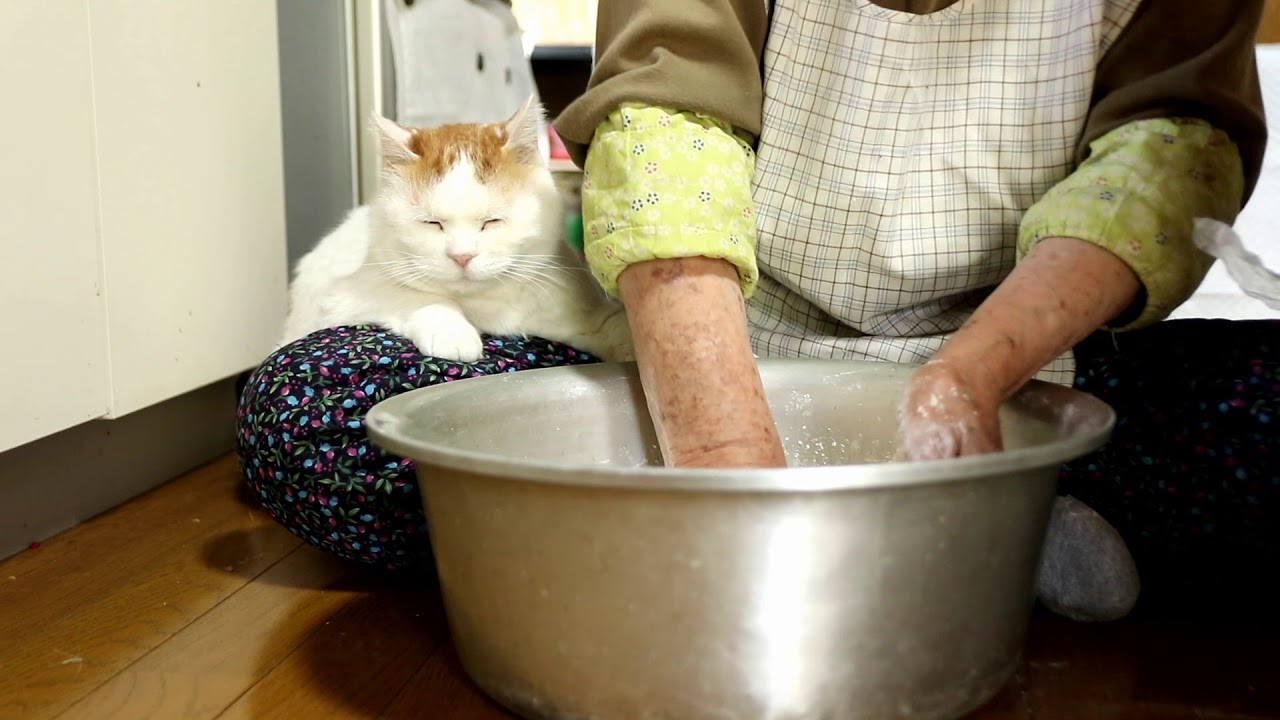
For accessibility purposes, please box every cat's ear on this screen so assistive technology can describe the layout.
[373,114,417,165]
[502,96,545,165]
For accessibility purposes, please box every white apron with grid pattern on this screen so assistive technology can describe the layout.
[746,0,1141,385]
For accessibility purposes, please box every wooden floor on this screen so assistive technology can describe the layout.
[1,456,1276,720]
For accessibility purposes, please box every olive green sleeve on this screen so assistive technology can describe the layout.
[1084,0,1266,200]
[1022,0,1268,330]
[1019,119,1245,330]
[551,0,769,167]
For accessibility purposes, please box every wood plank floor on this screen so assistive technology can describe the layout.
[1,456,1276,719]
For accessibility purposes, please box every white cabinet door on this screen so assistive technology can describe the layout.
[89,0,289,416]
[0,1,112,452]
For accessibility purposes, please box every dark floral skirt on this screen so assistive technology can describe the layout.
[236,320,1278,573]
[1060,319,1278,569]
[235,325,599,570]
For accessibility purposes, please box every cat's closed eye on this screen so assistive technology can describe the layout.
[482,219,504,231]
[421,219,444,230]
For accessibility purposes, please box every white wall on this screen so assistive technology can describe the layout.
[0,1,114,450]
[0,0,289,451]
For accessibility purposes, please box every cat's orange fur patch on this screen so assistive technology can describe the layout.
[401,122,531,189]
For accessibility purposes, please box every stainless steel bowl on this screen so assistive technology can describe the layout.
[366,359,1114,720]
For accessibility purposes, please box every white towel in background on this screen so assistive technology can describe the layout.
[382,0,539,130]
[1172,44,1280,320]
[1193,218,1280,310]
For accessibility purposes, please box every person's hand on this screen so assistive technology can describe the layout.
[894,238,1141,462]
[897,360,1003,461]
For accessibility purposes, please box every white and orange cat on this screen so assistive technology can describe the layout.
[280,98,632,363]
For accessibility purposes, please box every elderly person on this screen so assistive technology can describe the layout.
[237,0,1277,624]
[549,0,1272,621]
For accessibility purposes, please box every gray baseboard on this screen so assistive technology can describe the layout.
[0,377,240,561]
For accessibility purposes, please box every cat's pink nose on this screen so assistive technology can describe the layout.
[449,252,477,269]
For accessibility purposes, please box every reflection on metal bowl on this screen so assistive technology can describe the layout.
[367,359,1114,720]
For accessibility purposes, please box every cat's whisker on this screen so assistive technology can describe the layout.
[377,262,418,276]
[378,267,415,282]
[370,257,426,273]
[522,280,556,302]
[506,259,586,275]
[510,253,574,261]
[500,278,550,303]
[510,254,577,264]
[501,260,563,274]
[380,265,443,285]
[508,262,582,272]
[499,269,556,300]
[388,272,442,286]
[510,267,571,290]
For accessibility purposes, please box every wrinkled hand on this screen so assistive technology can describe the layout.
[897,361,1003,461]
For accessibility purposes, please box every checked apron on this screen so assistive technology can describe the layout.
[746,0,1143,385]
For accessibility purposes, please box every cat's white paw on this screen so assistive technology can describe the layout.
[404,305,485,363]
[589,309,635,362]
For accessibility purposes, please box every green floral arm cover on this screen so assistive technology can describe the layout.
[581,104,759,298]
[1018,118,1246,331]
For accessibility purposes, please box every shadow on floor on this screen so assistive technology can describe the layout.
[256,584,445,717]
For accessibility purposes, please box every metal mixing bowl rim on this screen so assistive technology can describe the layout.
[365,360,1116,494]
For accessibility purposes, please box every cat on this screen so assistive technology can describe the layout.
[280,98,633,364]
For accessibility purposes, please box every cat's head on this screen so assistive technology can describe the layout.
[369,98,561,289]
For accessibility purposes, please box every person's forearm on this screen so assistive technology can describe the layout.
[617,257,787,469]
[931,237,1141,403]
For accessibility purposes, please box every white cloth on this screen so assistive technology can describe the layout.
[382,0,538,128]
[1192,219,1280,311]
[1170,44,1280,321]
[746,0,1142,385]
